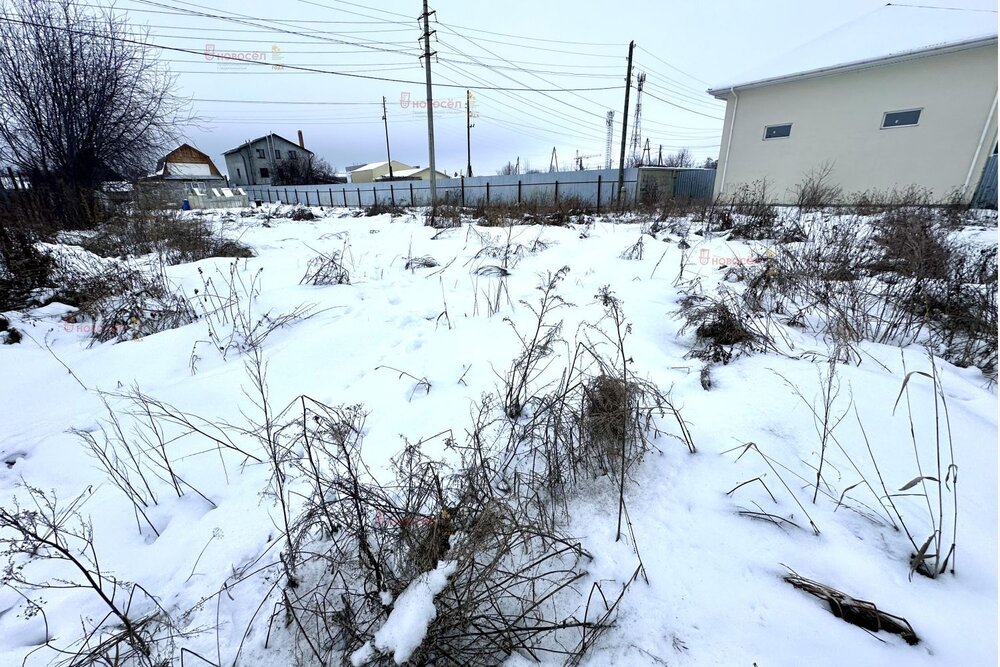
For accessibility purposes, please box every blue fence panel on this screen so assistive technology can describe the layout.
[673,168,716,201]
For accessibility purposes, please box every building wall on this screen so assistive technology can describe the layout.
[224,136,312,186]
[714,42,998,203]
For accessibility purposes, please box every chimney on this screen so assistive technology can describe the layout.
[297,130,305,149]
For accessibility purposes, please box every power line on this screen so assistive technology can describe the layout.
[434,28,613,121]
[0,15,621,91]
[634,45,709,85]
[190,98,380,105]
[642,90,724,121]
[432,21,621,48]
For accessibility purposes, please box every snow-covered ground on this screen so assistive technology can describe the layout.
[0,206,996,666]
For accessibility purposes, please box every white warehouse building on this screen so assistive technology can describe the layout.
[708,5,998,205]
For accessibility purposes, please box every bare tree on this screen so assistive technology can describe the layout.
[0,0,186,227]
[701,157,718,169]
[662,148,694,168]
[273,156,342,185]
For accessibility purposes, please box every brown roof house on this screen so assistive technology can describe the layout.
[148,143,226,183]
[142,144,247,209]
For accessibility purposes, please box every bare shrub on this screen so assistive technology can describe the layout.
[793,161,843,210]
[0,486,183,666]
[301,249,350,285]
[708,180,778,239]
[48,252,196,344]
[678,291,773,364]
[619,235,646,260]
[81,208,254,264]
[191,262,316,363]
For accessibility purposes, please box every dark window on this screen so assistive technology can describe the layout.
[256,149,266,159]
[274,150,281,159]
[764,123,792,139]
[882,109,921,128]
[288,150,298,160]
[259,167,270,178]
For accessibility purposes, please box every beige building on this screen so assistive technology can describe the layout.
[709,5,998,204]
[347,160,413,183]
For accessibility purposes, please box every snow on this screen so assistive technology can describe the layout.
[0,206,996,666]
[709,4,998,94]
[351,560,458,665]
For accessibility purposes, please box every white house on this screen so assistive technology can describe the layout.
[708,5,998,204]
[224,133,314,186]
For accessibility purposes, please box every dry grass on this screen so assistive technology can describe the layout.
[783,570,919,645]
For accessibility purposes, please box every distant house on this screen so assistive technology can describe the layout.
[347,160,413,183]
[380,166,451,182]
[708,5,998,204]
[224,133,314,186]
[147,144,225,184]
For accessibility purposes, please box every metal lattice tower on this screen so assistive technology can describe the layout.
[629,72,646,165]
[604,110,614,169]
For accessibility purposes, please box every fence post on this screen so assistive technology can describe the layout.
[267,189,272,203]
[554,180,559,206]
[461,177,465,207]
[596,175,602,214]
[357,188,361,206]
[343,188,348,207]
[486,182,490,206]
[518,180,522,205]
[409,182,414,206]
[303,190,309,206]
[372,186,377,207]
[390,183,395,207]
[328,188,333,207]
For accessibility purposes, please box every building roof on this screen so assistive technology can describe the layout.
[708,4,998,96]
[348,159,413,173]
[391,167,449,178]
[222,134,314,156]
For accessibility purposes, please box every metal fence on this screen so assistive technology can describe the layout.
[971,154,997,209]
[242,166,716,211]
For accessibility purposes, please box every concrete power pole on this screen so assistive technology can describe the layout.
[616,40,635,203]
[420,0,438,208]
[382,96,394,179]
[466,89,473,177]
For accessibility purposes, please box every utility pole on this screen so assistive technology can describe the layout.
[420,0,438,208]
[466,89,473,177]
[616,40,635,203]
[382,96,394,179]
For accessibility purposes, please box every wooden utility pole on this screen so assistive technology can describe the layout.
[466,89,473,177]
[420,0,437,208]
[616,40,635,203]
[382,96,394,179]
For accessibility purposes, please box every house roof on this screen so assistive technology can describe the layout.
[708,4,998,96]
[222,134,315,156]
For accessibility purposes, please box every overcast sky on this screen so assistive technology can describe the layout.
[101,0,998,176]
